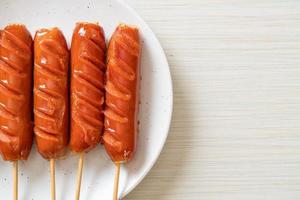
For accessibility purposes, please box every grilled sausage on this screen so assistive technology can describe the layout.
[0,24,33,161]
[33,28,69,159]
[70,22,106,153]
[103,24,141,163]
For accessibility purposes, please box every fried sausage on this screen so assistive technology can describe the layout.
[0,24,33,161]
[70,22,106,153]
[103,24,141,163]
[33,28,69,159]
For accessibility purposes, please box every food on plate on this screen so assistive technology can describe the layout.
[33,27,69,159]
[103,24,141,163]
[70,22,106,153]
[0,24,33,161]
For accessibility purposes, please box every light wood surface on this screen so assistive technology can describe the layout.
[125,0,300,199]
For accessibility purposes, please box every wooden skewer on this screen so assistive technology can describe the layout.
[113,163,121,200]
[13,161,18,200]
[50,158,56,200]
[75,152,85,200]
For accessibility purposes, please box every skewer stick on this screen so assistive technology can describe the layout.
[13,161,18,200]
[75,152,85,200]
[113,163,121,200]
[50,158,56,200]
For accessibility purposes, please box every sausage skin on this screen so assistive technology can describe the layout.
[33,28,69,159]
[0,24,33,161]
[70,23,106,153]
[103,24,141,163]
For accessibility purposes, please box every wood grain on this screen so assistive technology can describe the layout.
[124,0,300,199]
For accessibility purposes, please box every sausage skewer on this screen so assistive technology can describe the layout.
[113,162,121,200]
[50,158,56,200]
[70,22,106,200]
[103,24,141,200]
[33,27,69,200]
[13,161,18,200]
[75,152,84,200]
[0,24,33,200]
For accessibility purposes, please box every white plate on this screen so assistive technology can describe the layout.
[0,0,173,199]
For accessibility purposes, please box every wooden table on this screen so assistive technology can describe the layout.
[125,0,300,199]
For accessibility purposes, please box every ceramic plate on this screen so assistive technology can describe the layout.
[0,0,173,199]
